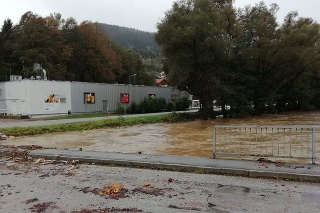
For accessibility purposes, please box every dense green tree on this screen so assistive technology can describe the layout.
[155,0,240,118]
[4,11,71,80]
[156,0,320,118]
[112,45,154,85]
[1,12,158,85]
[234,2,280,114]
[65,21,124,82]
[236,3,320,114]
[0,19,13,81]
[274,15,320,112]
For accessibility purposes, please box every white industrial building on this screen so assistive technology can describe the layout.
[0,76,189,116]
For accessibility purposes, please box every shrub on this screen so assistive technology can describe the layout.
[138,98,152,113]
[137,97,167,113]
[167,101,175,111]
[155,97,167,111]
[116,103,125,115]
[126,102,140,114]
[175,97,191,111]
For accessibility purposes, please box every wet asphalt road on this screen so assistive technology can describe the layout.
[1,158,320,213]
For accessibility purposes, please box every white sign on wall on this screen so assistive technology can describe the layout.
[44,94,60,111]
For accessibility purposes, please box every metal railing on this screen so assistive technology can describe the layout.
[213,125,319,164]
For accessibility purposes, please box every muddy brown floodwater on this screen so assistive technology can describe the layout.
[2,110,320,162]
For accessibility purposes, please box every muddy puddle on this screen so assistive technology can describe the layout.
[2,110,320,162]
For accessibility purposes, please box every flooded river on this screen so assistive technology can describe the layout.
[2,110,320,162]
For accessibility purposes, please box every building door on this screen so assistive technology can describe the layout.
[11,100,16,115]
[21,100,26,115]
[102,100,108,112]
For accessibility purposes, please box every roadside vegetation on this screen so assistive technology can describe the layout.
[0,112,200,137]
[33,112,114,120]
[155,0,320,118]
[0,97,191,121]
[118,97,190,115]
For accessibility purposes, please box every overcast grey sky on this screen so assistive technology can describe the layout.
[0,0,319,32]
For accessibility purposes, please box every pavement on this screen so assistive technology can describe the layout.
[0,110,198,128]
[29,148,320,182]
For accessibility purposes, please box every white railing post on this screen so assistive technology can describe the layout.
[213,126,216,159]
[312,127,316,164]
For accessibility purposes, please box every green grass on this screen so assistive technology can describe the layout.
[0,112,200,137]
[32,112,116,120]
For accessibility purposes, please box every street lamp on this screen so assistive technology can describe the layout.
[129,74,136,85]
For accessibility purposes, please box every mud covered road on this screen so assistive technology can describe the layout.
[0,146,320,213]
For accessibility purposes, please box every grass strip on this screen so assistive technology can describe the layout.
[1,112,199,137]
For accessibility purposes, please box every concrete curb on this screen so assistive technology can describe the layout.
[30,152,320,183]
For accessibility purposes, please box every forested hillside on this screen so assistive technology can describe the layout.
[100,24,160,59]
[100,24,163,74]
[0,12,156,85]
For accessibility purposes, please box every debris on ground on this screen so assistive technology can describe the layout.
[79,182,174,200]
[71,207,144,213]
[98,182,123,195]
[97,182,128,199]
[168,178,175,183]
[29,202,55,213]
[168,204,202,211]
[0,133,16,140]
[33,156,79,166]
[24,198,39,204]
[35,158,46,164]
[0,134,8,140]
[132,186,172,196]
[80,183,129,200]
[257,158,286,168]
[142,184,153,188]
[0,145,44,164]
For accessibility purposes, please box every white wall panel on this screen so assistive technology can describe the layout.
[1,80,189,115]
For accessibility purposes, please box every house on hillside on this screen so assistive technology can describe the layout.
[155,78,167,87]
[155,71,167,87]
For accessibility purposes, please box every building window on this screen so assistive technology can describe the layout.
[149,94,156,99]
[60,98,66,103]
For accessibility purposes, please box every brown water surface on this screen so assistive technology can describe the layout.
[2,110,320,162]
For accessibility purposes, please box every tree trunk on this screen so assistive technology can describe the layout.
[221,104,226,118]
[200,99,216,119]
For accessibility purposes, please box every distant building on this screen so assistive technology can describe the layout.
[0,76,189,115]
[155,78,167,87]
